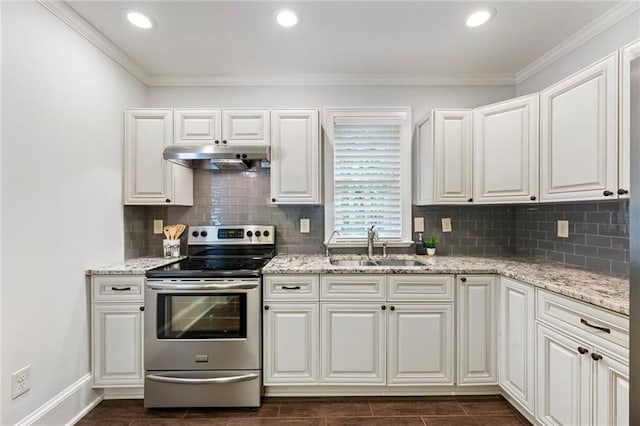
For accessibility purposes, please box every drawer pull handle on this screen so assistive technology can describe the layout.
[111,286,131,291]
[577,346,589,355]
[591,353,603,361]
[580,318,611,334]
[281,286,301,290]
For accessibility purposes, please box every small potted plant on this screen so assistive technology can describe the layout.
[423,235,439,256]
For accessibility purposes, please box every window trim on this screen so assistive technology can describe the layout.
[323,107,413,247]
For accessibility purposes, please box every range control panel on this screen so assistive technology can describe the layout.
[188,225,275,245]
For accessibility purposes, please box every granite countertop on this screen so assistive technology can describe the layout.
[85,256,185,275]
[263,254,630,315]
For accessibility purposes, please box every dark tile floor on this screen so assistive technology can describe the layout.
[78,395,531,425]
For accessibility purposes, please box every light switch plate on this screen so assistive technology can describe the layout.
[442,218,452,233]
[153,220,164,234]
[557,220,569,238]
[414,217,424,233]
[300,218,310,233]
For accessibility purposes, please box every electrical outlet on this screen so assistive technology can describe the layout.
[153,220,164,234]
[11,365,31,399]
[300,218,310,233]
[442,218,452,233]
[557,220,569,238]
[414,217,424,233]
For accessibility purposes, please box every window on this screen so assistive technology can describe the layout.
[324,107,412,246]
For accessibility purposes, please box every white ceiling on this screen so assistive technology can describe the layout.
[66,1,623,84]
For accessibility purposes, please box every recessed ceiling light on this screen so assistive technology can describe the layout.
[276,9,299,28]
[466,8,496,28]
[126,11,155,29]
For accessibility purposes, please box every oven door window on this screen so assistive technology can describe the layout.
[157,293,247,339]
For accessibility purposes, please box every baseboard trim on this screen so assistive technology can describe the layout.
[103,387,144,400]
[265,385,501,397]
[15,373,102,426]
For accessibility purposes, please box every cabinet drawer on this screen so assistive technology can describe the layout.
[387,275,454,301]
[320,275,386,301]
[537,289,629,349]
[264,275,319,301]
[92,275,145,302]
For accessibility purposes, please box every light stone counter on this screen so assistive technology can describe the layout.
[85,256,185,276]
[263,254,629,315]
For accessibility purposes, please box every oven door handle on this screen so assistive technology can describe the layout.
[146,373,259,384]
[147,282,258,291]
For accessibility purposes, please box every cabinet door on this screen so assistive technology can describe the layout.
[457,275,497,385]
[174,109,221,145]
[270,110,321,204]
[92,304,144,387]
[499,278,535,414]
[321,303,385,384]
[594,350,629,426]
[540,53,618,202]
[412,114,434,205]
[124,109,193,205]
[536,324,591,426]
[474,94,539,204]
[221,110,270,146]
[619,39,640,199]
[263,303,318,385]
[433,110,473,204]
[387,304,453,385]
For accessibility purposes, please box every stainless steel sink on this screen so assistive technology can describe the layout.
[329,259,378,267]
[329,258,428,267]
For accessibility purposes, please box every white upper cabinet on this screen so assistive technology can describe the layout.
[124,109,193,206]
[619,39,640,199]
[270,110,321,204]
[174,109,221,145]
[540,53,619,202]
[413,109,473,205]
[473,94,539,204]
[222,109,270,146]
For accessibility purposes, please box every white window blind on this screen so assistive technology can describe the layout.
[333,121,403,241]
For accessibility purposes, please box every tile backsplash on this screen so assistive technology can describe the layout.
[123,170,630,277]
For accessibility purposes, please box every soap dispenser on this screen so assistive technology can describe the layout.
[415,232,426,255]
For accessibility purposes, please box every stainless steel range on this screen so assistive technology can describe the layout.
[144,225,275,408]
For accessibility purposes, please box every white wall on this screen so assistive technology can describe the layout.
[147,85,516,123]
[516,10,640,95]
[1,2,146,424]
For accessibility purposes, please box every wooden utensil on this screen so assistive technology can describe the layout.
[175,224,186,239]
[163,226,172,240]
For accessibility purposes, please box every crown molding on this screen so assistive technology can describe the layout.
[516,1,640,85]
[37,0,150,84]
[145,73,516,87]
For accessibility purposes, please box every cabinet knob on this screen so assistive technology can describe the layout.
[165,198,171,203]
[381,305,386,311]
[467,198,473,203]
[272,198,276,203]
[603,190,614,197]
[264,305,270,310]
[461,277,467,282]
[214,140,220,145]
[139,306,145,312]
[618,188,629,195]
[222,140,228,145]
[530,196,537,201]
[591,353,603,361]
[389,306,395,311]
[577,346,589,355]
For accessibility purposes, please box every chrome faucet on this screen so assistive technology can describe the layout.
[382,241,388,258]
[325,230,341,257]
[367,225,378,258]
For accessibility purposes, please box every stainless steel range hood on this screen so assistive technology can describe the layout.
[163,145,270,170]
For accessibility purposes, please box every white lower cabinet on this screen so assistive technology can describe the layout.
[387,303,453,385]
[594,349,629,426]
[536,323,592,425]
[499,278,535,414]
[320,303,386,384]
[457,275,497,385]
[263,303,319,385]
[91,275,145,387]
